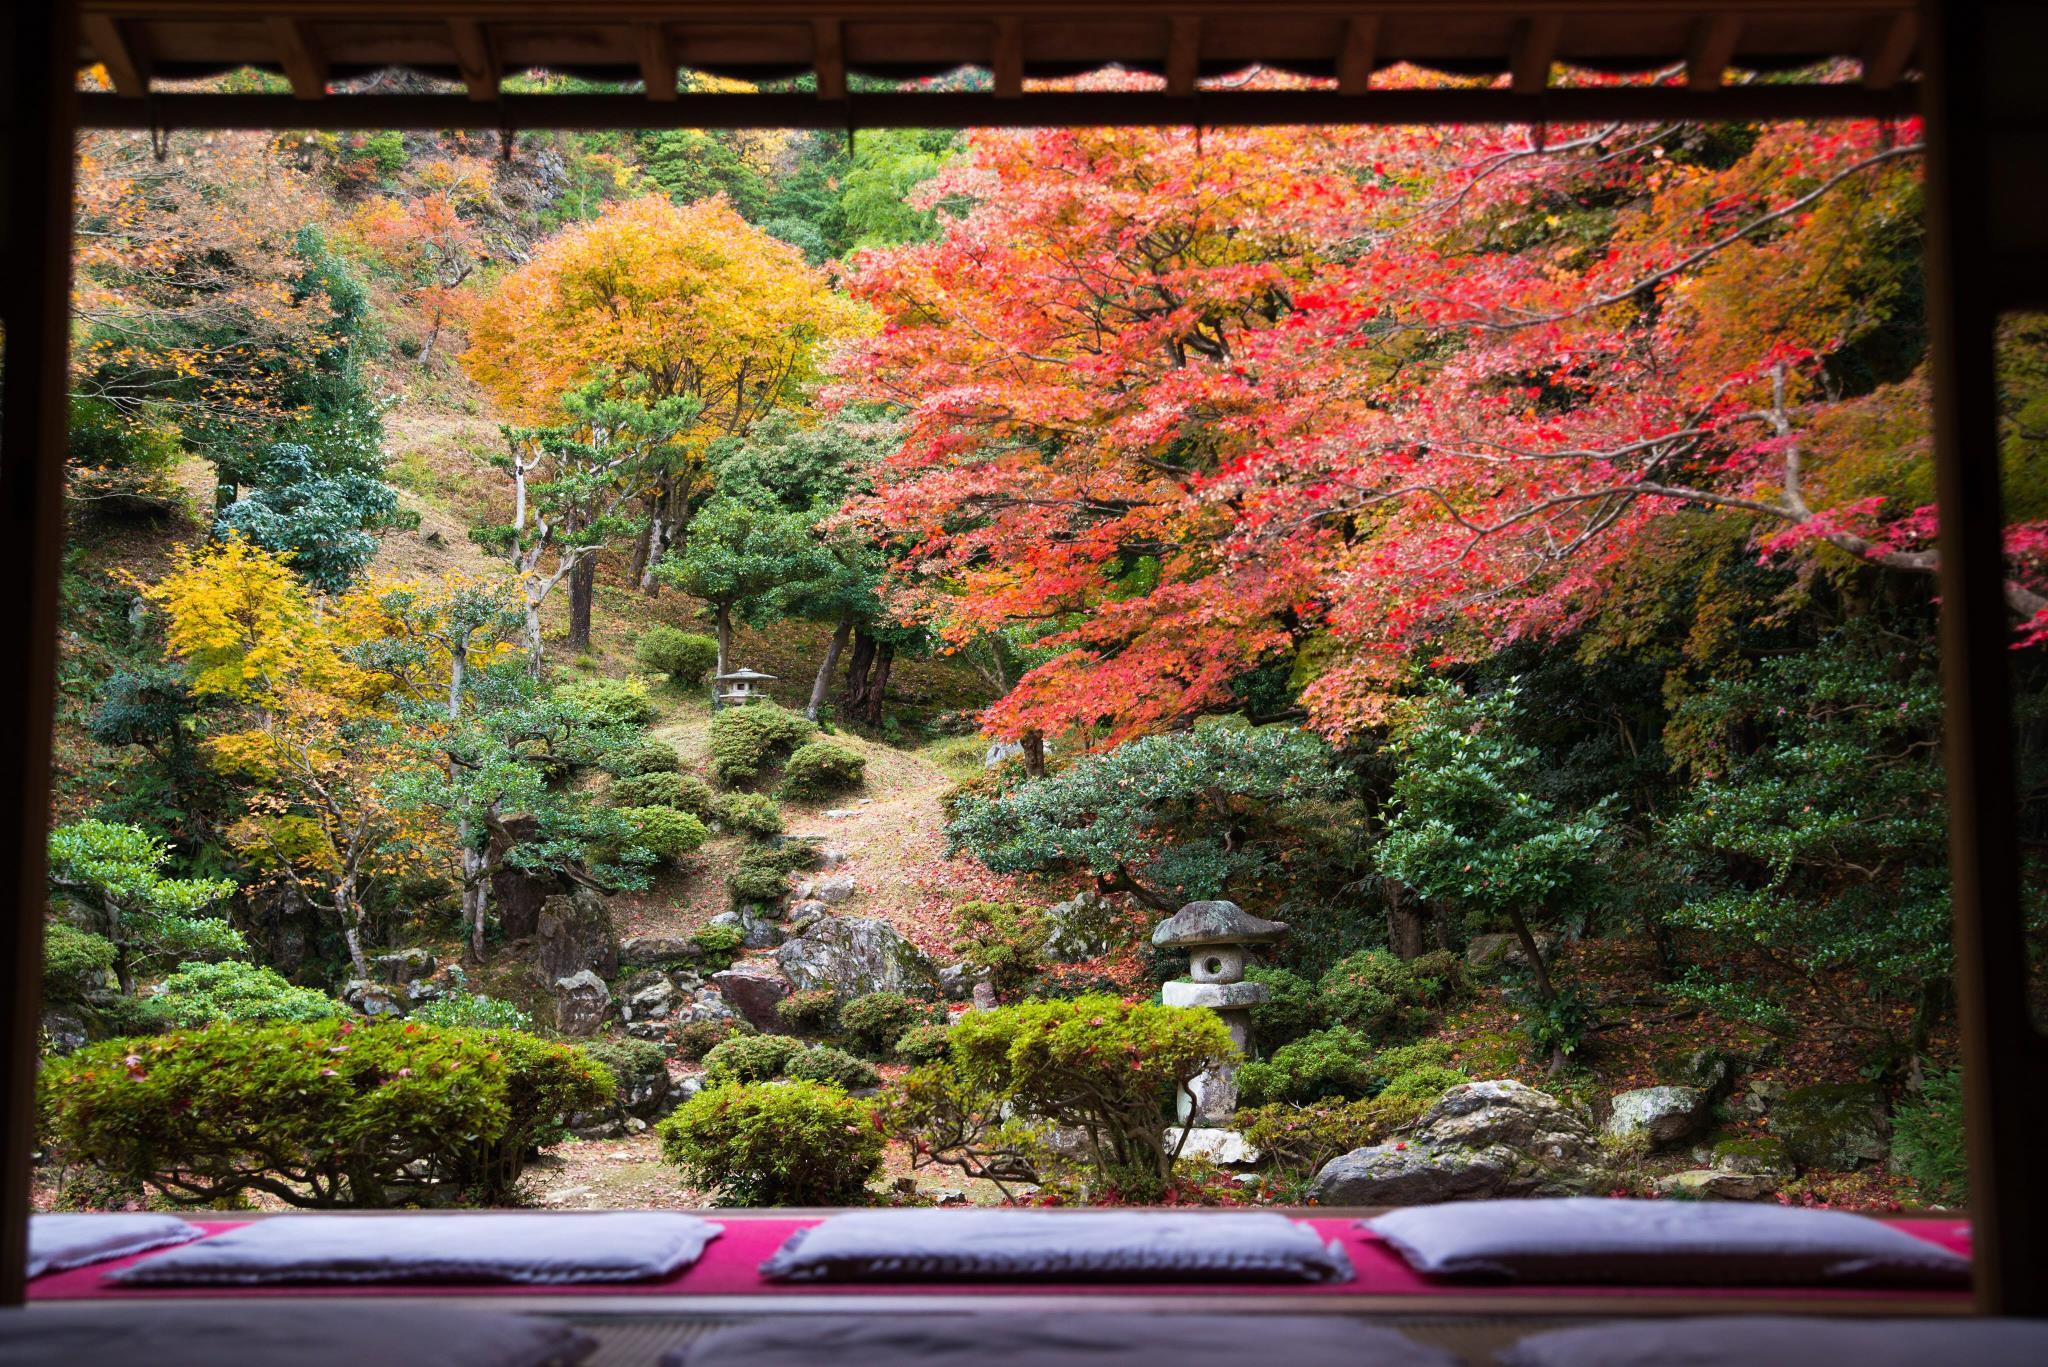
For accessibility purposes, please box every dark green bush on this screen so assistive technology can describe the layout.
[608,770,686,809]
[708,703,815,787]
[1376,1063,1469,1103]
[620,806,710,864]
[673,1017,749,1061]
[554,676,659,728]
[690,923,745,972]
[1893,1068,1968,1206]
[1237,1026,1377,1107]
[1246,966,1326,1049]
[39,1020,608,1206]
[136,961,346,1031]
[656,1079,882,1206]
[702,1032,806,1084]
[717,791,784,838]
[636,626,719,687]
[727,861,791,907]
[1319,949,1463,1037]
[43,923,116,1002]
[581,1036,666,1082]
[838,992,933,1059]
[406,991,533,1033]
[893,1022,953,1064]
[775,988,840,1035]
[777,741,866,799]
[599,739,683,778]
[787,1044,880,1091]
[1238,1092,1439,1182]
[952,900,1045,995]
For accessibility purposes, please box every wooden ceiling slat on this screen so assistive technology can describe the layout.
[1686,15,1743,93]
[266,17,329,99]
[80,15,147,97]
[1337,16,1379,95]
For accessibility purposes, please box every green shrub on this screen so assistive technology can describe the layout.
[43,923,116,1002]
[952,900,1045,995]
[690,923,745,971]
[1238,1092,1437,1181]
[673,1017,748,1061]
[1893,1068,1968,1206]
[702,1032,806,1085]
[727,860,791,907]
[598,739,683,778]
[1505,974,1597,1065]
[1237,1026,1377,1107]
[656,1079,882,1206]
[636,627,719,687]
[608,770,685,809]
[787,1044,880,1091]
[894,1022,953,1064]
[1319,949,1462,1037]
[1376,1063,1469,1102]
[838,992,933,1059]
[39,1020,608,1206]
[408,991,533,1032]
[1246,966,1326,1049]
[554,676,659,728]
[777,741,866,799]
[717,791,785,838]
[136,961,345,1031]
[708,703,815,787]
[621,806,710,864]
[776,988,840,1035]
[581,1036,667,1083]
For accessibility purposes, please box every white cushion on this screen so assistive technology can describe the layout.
[109,1212,720,1286]
[0,1305,594,1367]
[665,1314,1455,1367]
[1367,1199,1969,1285]
[760,1210,1353,1283]
[27,1213,200,1278]
[1502,1317,2046,1367]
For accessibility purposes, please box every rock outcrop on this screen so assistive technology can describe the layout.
[1769,1082,1890,1170]
[712,963,792,1031]
[536,887,618,983]
[1604,1085,1711,1148]
[1308,1080,1601,1204]
[775,915,937,997]
[551,969,612,1036]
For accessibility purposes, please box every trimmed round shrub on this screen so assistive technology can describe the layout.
[787,1045,879,1091]
[553,676,658,728]
[726,861,790,907]
[599,739,683,778]
[717,791,784,838]
[690,923,744,971]
[656,1078,882,1206]
[621,807,709,864]
[135,961,345,1031]
[39,1019,608,1206]
[674,1017,749,1062]
[776,988,840,1035]
[636,626,719,688]
[411,991,533,1032]
[709,703,815,787]
[952,901,1045,996]
[777,741,866,800]
[893,1022,953,1065]
[1236,1026,1377,1107]
[582,1036,667,1088]
[838,992,930,1059]
[43,922,116,1002]
[702,1032,806,1085]
[608,770,686,809]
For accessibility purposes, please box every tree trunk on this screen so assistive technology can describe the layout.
[1021,729,1046,779]
[840,628,877,716]
[636,515,666,595]
[461,843,490,964]
[714,601,732,679]
[1388,884,1426,961]
[808,615,852,721]
[1505,908,1564,1073]
[856,640,895,724]
[567,554,596,653]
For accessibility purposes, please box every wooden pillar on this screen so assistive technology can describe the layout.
[0,0,80,1307]
[1918,0,2048,1317]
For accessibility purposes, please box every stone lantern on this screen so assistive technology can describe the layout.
[713,667,777,710]
[1152,899,1288,1124]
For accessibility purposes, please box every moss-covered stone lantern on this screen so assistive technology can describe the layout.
[1152,899,1288,1123]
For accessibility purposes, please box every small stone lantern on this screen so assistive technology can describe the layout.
[713,667,777,710]
[1152,899,1289,1124]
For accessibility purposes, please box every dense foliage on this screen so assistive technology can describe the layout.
[657,1079,883,1206]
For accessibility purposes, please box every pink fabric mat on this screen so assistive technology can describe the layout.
[27,1215,1973,1302]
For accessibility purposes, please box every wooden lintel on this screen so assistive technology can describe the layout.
[637,24,676,101]
[1686,15,1743,92]
[1511,16,1563,96]
[992,17,1024,99]
[812,19,845,101]
[1337,16,1380,96]
[1165,17,1202,99]
[448,20,499,103]
[80,15,146,98]
[266,18,329,102]
[1863,11,1917,90]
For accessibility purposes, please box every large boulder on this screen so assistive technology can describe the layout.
[1769,1082,1890,1170]
[342,978,407,1018]
[800,873,857,906]
[618,935,700,969]
[552,969,612,1036]
[1041,891,1128,963]
[618,970,682,1025]
[938,960,993,1001]
[775,915,938,997]
[1655,1169,1775,1201]
[1308,1080,1601,1205]
[712,963,792,1031]
[536,887,618,984]
[1604,1086,1711,1148]
[39,1007,91,1056]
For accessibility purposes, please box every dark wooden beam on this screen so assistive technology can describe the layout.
[1336,15,1379,96]
[637,23,676,101]
[79,14,145,97]
[1864,11,1917,90]
[266,17,329,101]
[448,18,499,103]
[1918,0,2048,1318]
[74,82,1920,133]
[992,16,1024,99]
[1165,16,1202,99]
[812,19,845,101]
[1685,15,1743,93]
[1510,15,1562,95]
[0,0,79,1307]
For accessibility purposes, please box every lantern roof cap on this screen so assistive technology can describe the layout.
[1151,900,1289,948]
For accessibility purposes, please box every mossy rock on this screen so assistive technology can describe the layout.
[1709,1133,1794,1176]
[1767,1082,1889,1171]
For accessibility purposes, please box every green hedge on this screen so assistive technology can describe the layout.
[656,1079,881,1206]
[717,792,784,838]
